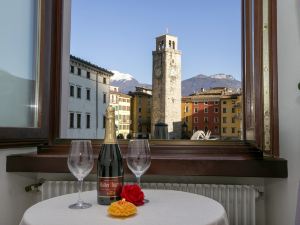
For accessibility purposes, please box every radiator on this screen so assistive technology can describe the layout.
[40,181,261,225]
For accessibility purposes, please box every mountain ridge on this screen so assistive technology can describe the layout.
[110,71,241,96]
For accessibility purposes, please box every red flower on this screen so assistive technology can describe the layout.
[121,184,144,206]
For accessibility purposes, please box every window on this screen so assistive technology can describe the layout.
[86,88,90,100]
[185,106,189,112]
[232,117,236,123]
[204,101,208,105]
[103,92,106,104]
[103,115,106,128]
[214,126,219,132]
[223,101,226,104]
[214,101,219,105]
[232,108,236,113]
[214,108,219,113]
[223,108,226,113]
[86,114,90,129]
[222,127,227,133]
[223,117,227,123]
[86,71,90,79]
[194,117,198,123]
[103,77,106,84]
[194,101,198,105]
[77,68,81,76]
[70,65,74,73]
[232,127,236,134]
[77,86,81,98]
[69,112,74,128]
[3,1,284,176]
[214,117,219,123]
[194,108,198,113]
[70,85,74,97]
[77,113,81,128]
[138,108,142,113]
[204,108,208,113]
[204,117,208,123]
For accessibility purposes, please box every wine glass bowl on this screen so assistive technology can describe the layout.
[126,139,151,187]
[68,140,94,209]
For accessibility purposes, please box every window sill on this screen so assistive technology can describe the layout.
[6,140,288,178]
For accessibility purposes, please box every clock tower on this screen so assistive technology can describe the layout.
[151,34,182,139]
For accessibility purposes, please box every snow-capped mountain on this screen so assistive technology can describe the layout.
[110,70,151,93]
[110,70,134,82]
[209,73,235,80]
[110,71,241,96]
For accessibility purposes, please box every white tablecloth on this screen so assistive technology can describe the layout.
[20,190,229,225]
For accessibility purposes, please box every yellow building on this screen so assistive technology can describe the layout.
[109,86,131,139]
[181,96,193,138]
[129,87,152,139]
[220,93,242,140]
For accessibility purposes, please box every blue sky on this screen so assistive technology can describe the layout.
[71,0,241,84]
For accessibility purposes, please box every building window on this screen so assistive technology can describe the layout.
[103,115,106,128]
[77,86,81,98]
[214,101,219,105]
[223,127,227,133]
[194,117,198,123]
[232,117,236,123]
[204,101,208,105]
[223,117,227,123]
[103,92,107,104]
[223,108,227,113]
[77,68,81,76]
[194,101,198,105]
[232,108,236,113]
[77,113,81,128]
[194,108,198,113]
[214,117,219,123]
[69,112,74,128]
[86,88,90,100]
[214,107,219,113]
[204,117,208,123]
[232,127,236,133]
[185,117,188,122]
[86,71,90,79]
[185,106,189,113]
[138,108,142,113]
[214,126,219,132]
[223,101,226,104]
[70,65,74,73]
[204,126,208,132]
[204,108,208,113]
[103,77,107,84]
[86,114,90,129]
[70,85,74,97]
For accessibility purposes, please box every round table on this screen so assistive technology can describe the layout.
[20,190,229,225]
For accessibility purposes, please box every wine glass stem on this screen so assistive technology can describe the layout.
[77,179,83,203]
[136,176,141,187]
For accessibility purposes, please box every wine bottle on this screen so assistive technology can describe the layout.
[97,106,124,205]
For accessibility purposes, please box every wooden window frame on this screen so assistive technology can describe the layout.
[5,0,287,178]
[0,1,53,146]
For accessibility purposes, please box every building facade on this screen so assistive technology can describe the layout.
[151,34,182,139]
[181,88,242,139]
[220,94,242,140]
[129,87,152,139]
[62,55,113,139]
[109,86,131,139]
[181,96,193,138]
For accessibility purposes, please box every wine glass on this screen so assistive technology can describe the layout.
[126,139,151,187]
[68,140,94,209]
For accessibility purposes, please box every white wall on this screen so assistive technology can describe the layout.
[0,148,37,225]
[265,0,300,224]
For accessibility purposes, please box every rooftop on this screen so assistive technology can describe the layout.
[70,55,113,76]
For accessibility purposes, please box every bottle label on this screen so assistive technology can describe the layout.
[98,176,123,197]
